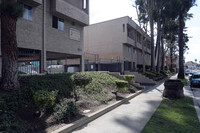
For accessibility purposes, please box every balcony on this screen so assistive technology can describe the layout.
[20,0,42,7]
[51,0,89,26]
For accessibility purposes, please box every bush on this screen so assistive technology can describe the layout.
[72,72,92,87]
[144,71,156,78]
[124,75,134,83]
[170,68,175,72]
[53,99,79,121]
[115,80,128,90]
[137,64,143,70]
[19,73,74,98]
[145,65,151,70]
[33,90,58,109]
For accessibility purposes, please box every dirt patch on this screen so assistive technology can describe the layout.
[15,90,136,133]
[45,91,135,132]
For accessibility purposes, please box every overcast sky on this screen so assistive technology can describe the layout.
[89,0,200,63]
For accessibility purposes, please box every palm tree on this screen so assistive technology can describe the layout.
[0,0,23,91]
[176,0,196,79]
[135,0,156,71]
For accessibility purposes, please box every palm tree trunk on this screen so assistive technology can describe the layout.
[1,12,20,91]
[156,18,161,73]
[150,0,155,72]
[150,17,155,72]
[170,47,173,70]
[161,37,164,71]
[177,13,185,79]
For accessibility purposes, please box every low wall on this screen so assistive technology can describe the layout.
[124,71,157,85]
[107,72,145,90]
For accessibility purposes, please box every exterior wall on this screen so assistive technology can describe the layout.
[46,0,84,56]
[84,16,151,72]
[64,0,82,9]
[0,0,88,76]
[123,44,137,64]
[51,0,89,25]
[17,3,43,50]
[84,17,128,60]
[17,0,86,55]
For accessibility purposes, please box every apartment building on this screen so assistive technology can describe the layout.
[84,16,151,73]
[0,0,89,76]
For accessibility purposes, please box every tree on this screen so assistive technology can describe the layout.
[0,0,23,91]
[135,0,156,71]
[172,0,196,79]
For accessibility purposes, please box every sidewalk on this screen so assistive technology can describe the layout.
[72,75,177,133]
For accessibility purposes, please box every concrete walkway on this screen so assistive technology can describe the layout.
[72,75,178,133]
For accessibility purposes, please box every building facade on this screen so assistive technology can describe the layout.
[84,16,151,73]
[185,61,198,70]
[0,0,89,76]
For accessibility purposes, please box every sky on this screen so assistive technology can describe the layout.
[89,0,200,63]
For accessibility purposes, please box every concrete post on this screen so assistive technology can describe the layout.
[80,55,84,72]
[40,0,47,73]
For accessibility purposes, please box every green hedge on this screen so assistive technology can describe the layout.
[144,71,167,81]
[19,73,74,98]
[33,90,58,109]
[71,72,92,87]
[115,80,128,88]
[124,75,134,83]
[53,99,79,121]
[0,73,75,132]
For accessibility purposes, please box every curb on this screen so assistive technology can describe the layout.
[192,95,200,123]
[51,89,144,133]
[184,77,200,123]
[190,86,200,123]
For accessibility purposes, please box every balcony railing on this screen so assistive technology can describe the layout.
[19,0,42,7]
[51,0,89,26]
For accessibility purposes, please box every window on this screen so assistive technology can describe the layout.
[83,0,87,9]
[52,16,64,31]
[137,32,141,43]
[123,24,125,32]
[127,28,130,37]
[128,47,131,53]
[23,5,33,21]
[133,48,136,54]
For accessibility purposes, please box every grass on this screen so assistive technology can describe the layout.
[142,97,200,133]
[177,78,188,86]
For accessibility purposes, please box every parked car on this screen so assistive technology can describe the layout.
[189,71,199,81]
[190,73,200,87]
[185,69,191,76]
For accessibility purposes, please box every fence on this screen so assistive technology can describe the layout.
[84,53,122,72]
[18,48,40,74]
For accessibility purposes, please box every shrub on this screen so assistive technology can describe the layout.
[19,73,74,98]
[33,90,58,109]
[74,72,119,103]
[115,80,128,90]
[145,65,151,70]
[53,99,79,121]
[164,66,168,70]
[137,64,143,70]
[72,72,92,87]
[124,75,135,83]
[170,68,175,72]
[144,71,156,78]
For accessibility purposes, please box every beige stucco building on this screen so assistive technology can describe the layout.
[84,16,151,73]
[0,0,89,76]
